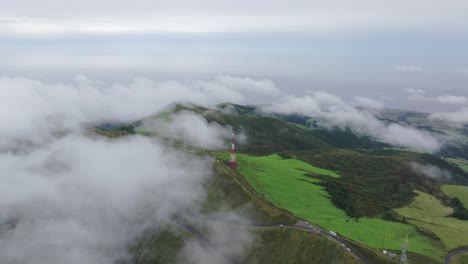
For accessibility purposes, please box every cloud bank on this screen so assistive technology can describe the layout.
[0,135,211,263]
[0,74,258,263]
[403,89,467,105]
[0,74,273,150]
[430,107,468,124]
[140,110,247,149]
[264,92,442,153]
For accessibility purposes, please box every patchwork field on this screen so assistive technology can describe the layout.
[215,153,445,261]
[442,185,468,207]
[396,190,468,250]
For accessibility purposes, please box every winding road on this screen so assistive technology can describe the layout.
[445,248,468,264]
[176,216,370,264]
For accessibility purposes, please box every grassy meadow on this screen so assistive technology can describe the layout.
[396,190,468,250]
[442,185,468,207]
[214,153,445,261]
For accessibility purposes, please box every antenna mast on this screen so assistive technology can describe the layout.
[400,235,408,264]
[228,131,237,169]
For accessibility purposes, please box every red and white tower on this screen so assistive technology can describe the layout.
[228,132,237,169]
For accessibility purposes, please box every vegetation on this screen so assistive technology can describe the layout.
[450,253,468,264]
[132,229,186,264]
[282,148,467,218]
[443,185,468,208]
[396,191,468,251]
[243,229,362,264]
[445,158,468,173]
[215,152,445,261]
[128,103,468,263]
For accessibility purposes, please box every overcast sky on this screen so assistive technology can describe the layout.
[1,0,468,112]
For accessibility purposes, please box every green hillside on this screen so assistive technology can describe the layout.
[131,153,383,264]
[442,185,468,207]
[215,152,445,261]
[396,190,468,250]
[99,103,468,263]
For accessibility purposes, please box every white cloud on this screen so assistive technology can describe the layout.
[0,135,211,263]
[410,162,452,180]
[403,88,425,95]
[140,110,247,149]
[0,74,256,263]
[393,65,424,72]
[402,89,466,105]
[353,96,385,109]
[0,74,271,150]
[430,107,468,124]
[264,91,442,153]
[435,94,467,104]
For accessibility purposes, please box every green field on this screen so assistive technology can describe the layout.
[445,158,468,173]
[216,153,445,261]
[396,190,468,250]
[443,185,468,207]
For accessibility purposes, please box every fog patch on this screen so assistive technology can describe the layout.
[263,92,442,153]
[430,107,468,124]
[410,162,452,180]
[179,211,253,264]
[0,74,271,150]
[140,110,247,149]
[0,74,264,263]
[0,135,217,264]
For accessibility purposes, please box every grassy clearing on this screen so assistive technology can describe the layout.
[443,185,468,207]
[215,153,445,261]
[445,158,468,173]
[396,190,468,251]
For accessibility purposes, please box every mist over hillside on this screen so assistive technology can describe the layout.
[0,74,467,264]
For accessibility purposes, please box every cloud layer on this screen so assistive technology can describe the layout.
[0,135,211,263]
[0,74,274,150]
[0,74,259,263]
[264,92,442,153]
[430,107,468,124]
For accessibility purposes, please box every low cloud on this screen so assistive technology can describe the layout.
[430,107,468,124]
[195,74,280,96]
[0,74,257,263]
[179,211,253,264]
[140,110,247,149]
[410,162,452,180]
[402,89,467,105]
[435,95,467,105]
[0,135,212,263]
[353,96,385,109]
[0,74,270,150]
[404,88,425,95]
[393,65,424,72]
[264,92,442,153]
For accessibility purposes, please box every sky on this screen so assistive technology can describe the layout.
[1,0,468,113]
